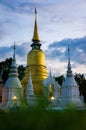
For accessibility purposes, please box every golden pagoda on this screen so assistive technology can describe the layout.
[22,8,48,96]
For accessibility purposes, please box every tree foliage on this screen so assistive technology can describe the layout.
[55,75,65,86]
[18,65,25,80]
[74,73,86,103]
[0,58,12,83]
[0,58,25,83]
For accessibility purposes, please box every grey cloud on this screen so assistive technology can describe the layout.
[45,36,86,65]
[50,15,74,24]
[0,0,35,14]
[0,36,86,66]
[0,42,30,63]
[16,42,30,57]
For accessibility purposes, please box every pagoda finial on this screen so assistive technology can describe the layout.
[68,46,70,63]
[35,7,37,14]
[27,68,34,96]
[32,8,40,42]
[9,42,18,77]
[13,42,16,60]
[67,46,73,77]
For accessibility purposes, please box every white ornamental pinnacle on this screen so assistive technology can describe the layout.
[66,46,73,77]
[9,43,18,77]
[5,43,22,89]
[27,71,34,96]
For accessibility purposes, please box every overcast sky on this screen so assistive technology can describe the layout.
[0,0,86,77]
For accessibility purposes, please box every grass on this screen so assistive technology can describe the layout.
[0,108,86,130]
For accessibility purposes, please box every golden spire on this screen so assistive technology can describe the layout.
[32,8,40,42]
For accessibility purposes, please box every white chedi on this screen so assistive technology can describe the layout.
[2,44,23,109]
[26,72,37,106]
[26,72,34,97]
[61,47,85,108]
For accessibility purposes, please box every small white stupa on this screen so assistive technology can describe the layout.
[61,46,85,108]
[27,72,34,96]
[26,70,34,105]
[26,70,37,107]
[2,43,23,110]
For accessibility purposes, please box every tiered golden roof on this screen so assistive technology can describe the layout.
[22,8,48,96]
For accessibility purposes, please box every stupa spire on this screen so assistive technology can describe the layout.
[68,46,71,69]
[27,68,34,96]
[32,8,40,42]
[9,43,18,77]
[66,46,73,77]
[13,42,16,60]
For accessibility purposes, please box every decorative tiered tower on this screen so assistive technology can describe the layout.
[61,47,84,108]
[26,70,39,106]
[22,8,48,96]
[26,71,34,105]
[27,72,34,97]
[2,44,23,109]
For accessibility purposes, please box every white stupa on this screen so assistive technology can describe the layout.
[27,72,34,96]
[26,70,38,107]
[2,43,23,110]
[61,46,85,108]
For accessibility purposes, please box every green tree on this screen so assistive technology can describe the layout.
[18,65,25,80]
[0,58,12,83]
[55,75,65,86]
[74,73,86,103]
[0,58,25,83]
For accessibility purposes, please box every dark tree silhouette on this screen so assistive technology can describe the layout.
[0,58,12,83]
[74,73,86,103]
[0,58,25,83]
[55,75,65,86]
[18,65,25,80]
